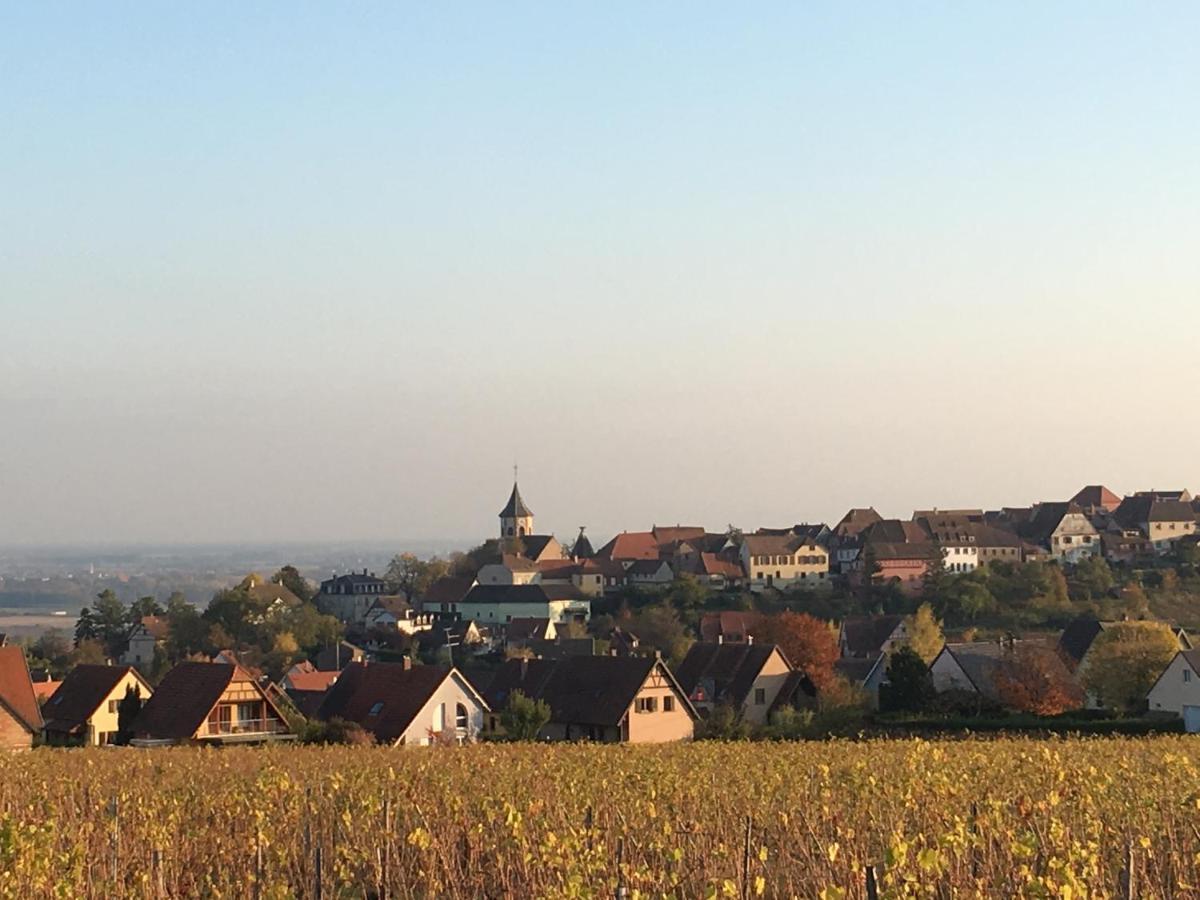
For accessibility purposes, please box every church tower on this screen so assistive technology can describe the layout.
[499,477,534,539]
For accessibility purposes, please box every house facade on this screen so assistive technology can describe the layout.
[316,571,391,624]
[0,647,42,751]
[483,656,696,743]
[447,584,590,626]
[740,534,831,592]
[317,661,488,745]
[42,665,153,746]
[1147,651,1200,729]
[131,662,293,746]
[675,642,792,726]
[122,615,169,668]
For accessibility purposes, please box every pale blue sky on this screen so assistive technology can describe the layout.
[2,4,1198,545]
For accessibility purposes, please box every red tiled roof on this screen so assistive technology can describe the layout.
[0,646,43,733]
[132,662,274,740]
[595,532,661,561]
[42,665,149,735]
[317,662,465,744]
[286,670,340,693]
[699,553,743,578]
[33,681,61,703]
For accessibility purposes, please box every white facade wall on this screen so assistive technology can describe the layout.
[398,672,487,746]
[1147,654,1200,717]
[455,598,589,625]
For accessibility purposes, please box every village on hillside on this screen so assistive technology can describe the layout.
[3,480,1200,751]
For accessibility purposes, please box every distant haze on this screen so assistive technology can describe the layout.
[3,5,1198,546]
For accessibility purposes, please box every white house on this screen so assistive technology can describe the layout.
[444,584,590,626]
[122,616,169,668]
[1147,650,1200,731]
[316,661,489,746]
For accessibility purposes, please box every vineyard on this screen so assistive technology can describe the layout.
[1,737,1198,898]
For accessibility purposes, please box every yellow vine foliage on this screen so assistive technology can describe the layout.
[0,737,1196,897]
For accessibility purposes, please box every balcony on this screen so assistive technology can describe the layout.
[200,717,294,743]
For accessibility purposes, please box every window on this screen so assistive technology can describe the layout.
[636,696,658,713]
[456,703,469,730]
[754,688,766,705]
[1185,669,1192,684]
[368,701,384,716]
[108,700,118,714]
[433,703,445,732]
[663,696,675,712]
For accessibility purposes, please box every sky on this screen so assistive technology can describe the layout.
[2,4,1199,548]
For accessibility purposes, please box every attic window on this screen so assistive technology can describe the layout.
[368,701,384,716]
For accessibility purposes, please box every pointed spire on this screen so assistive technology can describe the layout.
[573,526,595,560]
[499,481,533,519]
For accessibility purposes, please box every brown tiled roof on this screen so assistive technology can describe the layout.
[1056,617,1108,669]
[595,532,661,561]
[1022,502,1090,543]
[132,662,270,740]
[33,680,61,703]
[317,662,466,744]
[699,553,743,579]
[674,643,786,708]
[506,618,553,643]
[136,615,170,640]
[420,576,474,608]
[835,508,883,538]
[286,669,340,693]
[516,535,558,561]
[1070,485,1122,511]
[651,526,706,544]
[862,519,929,545]
[0,646,42,733]
[42,665,149,735]
[840,615,904,657]
[868,541,935,561]
[699,611,760,643]
[484,656,692,727]
[1115,496,1195,528]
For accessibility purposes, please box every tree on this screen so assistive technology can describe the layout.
[1081,621,1180,714]
[76,590,129,656]
[630,603,693,666]
[1069,557,1115,604]
[500,690,551,741]
[993,645,1083,716]
[695,702,751,740]
[753,612,838,691]
[301,718,375,746]
[922,538,948,600]
[663,575,708,613]
[127,595,163,625]
[164,594,207,660]
[27,630,72,677]
[271,565,314,603]
[879,646,935,713]
[69,639,108,666]
[115,684,145,745]
[902,603,944,664]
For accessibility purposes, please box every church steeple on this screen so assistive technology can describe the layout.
[499,474,534,539]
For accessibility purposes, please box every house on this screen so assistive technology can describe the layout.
[1113,496,1197,554]
[483,655,696,743]
[594,531,662,561]
[316,570,391,624]
[41,664,153,746]
[839,615,907,659]
[914,513,981,574]
[625,559,674,589]
[693,553,744,589]
[505,617,557,652]
[363,597,434,635]
[122,615,169,668]
[675,642,792,726]
[1101,530,1155,564]
[1021,502,1099,563]
[0,646,42,751]
[32,678,61,704]
[930,640,1078,709]
[968,524,1025,566]
[829,508,883,574]
[834,655,889,710]
[1147,651,1200,730]
[415,615,486,659]
[513,535,567,564]
[1070,485,1122,515]
[447,584,590,627]
[478,554,541,586]
[416,576,475,614]
[130,662,293,746]
[862,543,932,594]
[608,627,641,657]
[317,660,488,746]
[699,610,759,644]
[281,662,341,718]
[740,533,831,592]
[314,641,366,672]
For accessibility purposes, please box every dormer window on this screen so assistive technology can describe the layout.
[368,701,384,716]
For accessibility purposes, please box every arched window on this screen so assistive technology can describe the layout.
[455,703,469,731]
[506,526,514,537]
[519,526,526,537]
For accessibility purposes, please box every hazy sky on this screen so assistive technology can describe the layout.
[3,4,1198,547]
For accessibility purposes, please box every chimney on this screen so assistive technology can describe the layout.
[402,656,412,670]
[717,634,724,645]
[747,634,754,646]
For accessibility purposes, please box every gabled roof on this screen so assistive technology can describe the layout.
[651,525,706,544]
[1070,485,1122,511]
[132,662,272,740]
[862,519,929,545]
[595,531,662,561]
[834,508,883,538]
[699,611,759,643]
[626,559,672,577]
[506,618,554,643]
[937,640,1076,704]
[133,615,170,640]
[42,665,149,735]
[285,668,340,693]
[867,542,935,561]
[674,643,787,708]
[1022,502,1094,543]
[1056,617,1108,669]
[572,529,596,559]
[484,656,694,727]
[0,646,42,734]
[317,662,479,744]
[1114,496,1195,528]
[516,535,558,561]
[500,482,533,519]
[840,615,904,657]
[698,553,744,579]
[834,655,882,685]
[1148,650,1200,697]
[460,584,578,606]
[420,576,474,608]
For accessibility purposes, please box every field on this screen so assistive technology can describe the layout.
[2,738,1198,898]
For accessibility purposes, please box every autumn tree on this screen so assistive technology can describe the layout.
[500,690,551,741]
[993,645,1083,715]
[902,603,944,664]
[753,612,839,691]
[1082,621,1180,714]
[271,565,314,603]
[630,603,693,666]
